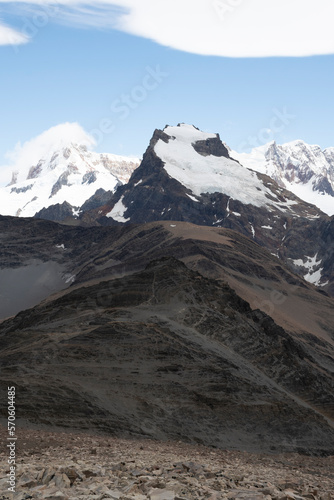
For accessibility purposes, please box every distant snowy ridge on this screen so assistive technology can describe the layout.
[0,143,140,218]
[232,140,334,216]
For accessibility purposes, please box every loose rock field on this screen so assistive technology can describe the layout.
[1,428,333,500]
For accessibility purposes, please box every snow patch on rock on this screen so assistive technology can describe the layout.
[106,196,130,222]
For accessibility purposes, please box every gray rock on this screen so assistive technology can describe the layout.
[54,473,71,489]
[41,468,57,485]
[60,467,81,485]
[149,489,176,500]
[44,491,68,500]
[227,492,267,500]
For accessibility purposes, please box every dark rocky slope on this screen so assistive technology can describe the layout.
[1,216,333,342]
[0,257,334,454]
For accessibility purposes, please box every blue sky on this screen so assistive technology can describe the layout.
[1,0,334,184]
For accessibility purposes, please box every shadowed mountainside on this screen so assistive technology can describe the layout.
[0,257,334,454]
[1,216,334,454]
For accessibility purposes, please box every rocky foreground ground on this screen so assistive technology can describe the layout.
[0,428,333,500]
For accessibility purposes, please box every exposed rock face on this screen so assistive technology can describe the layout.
[80,186,122,214]
[315,175,334,196]
[27,159,44,179]
[50,164,78,197]
[0,251,334,454]
[34,201,78,222]
[192,134,230,157]
[82,170,97,185]
[10,184,33,194]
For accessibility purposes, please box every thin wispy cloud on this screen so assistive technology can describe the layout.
[1,0,334,56]
[0,18,29,45]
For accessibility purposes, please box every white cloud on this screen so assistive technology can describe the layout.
[0,21,29,46]
[0,0,334,57]
[0,122,95,187]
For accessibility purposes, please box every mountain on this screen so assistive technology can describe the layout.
[0,216,334,454]
[0,143,140,220]
[90,124,323,223]
[1,126,334,457]
[2,216,333,339]
[232,140,334,216]
[82,124,334,295]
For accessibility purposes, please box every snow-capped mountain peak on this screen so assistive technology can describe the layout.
[161,123,216,143]
[0,143,140,218]
[232,140,334,215]
[154,124,300,213]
